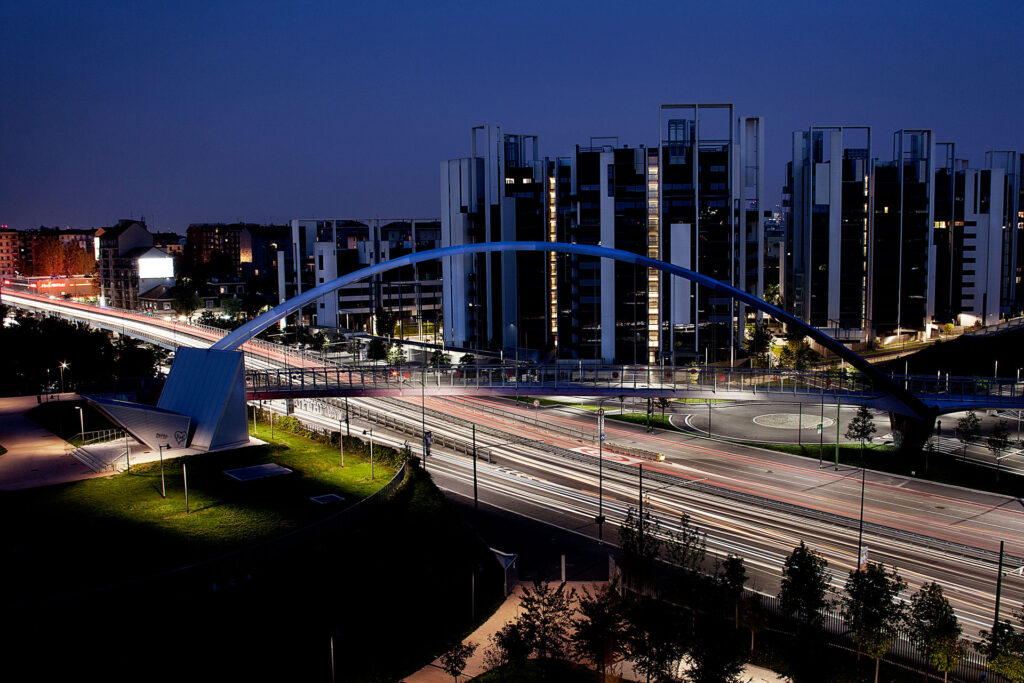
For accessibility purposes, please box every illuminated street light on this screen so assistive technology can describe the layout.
[59,361,68,394]
[74,405,84,441]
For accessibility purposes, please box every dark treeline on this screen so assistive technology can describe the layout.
[0,306,160,396]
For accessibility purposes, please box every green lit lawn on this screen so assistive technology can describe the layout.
[606,412,680,431]
[0,424,394,598]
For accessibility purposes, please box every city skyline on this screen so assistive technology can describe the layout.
[3,0,1023,231]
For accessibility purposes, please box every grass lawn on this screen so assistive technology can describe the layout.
[606,411,681,432]
[0,423,394,599]
[3,459,506,683]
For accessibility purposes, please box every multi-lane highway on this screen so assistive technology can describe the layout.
[6,290,1023,637]
[272,391,1023,637]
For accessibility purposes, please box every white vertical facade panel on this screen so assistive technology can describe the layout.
[671,222,691,326]
[314,242,338,327]
[600,150,616,362]
[827,132,843,324]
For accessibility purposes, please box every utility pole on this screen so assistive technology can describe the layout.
[994,540,1005,643]
[472,424,478,511]
[597,407,605,540]
[835,395,841,470]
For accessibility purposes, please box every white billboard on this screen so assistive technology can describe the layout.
[138,256,174,279]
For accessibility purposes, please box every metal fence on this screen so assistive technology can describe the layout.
[611,556,999,683]
[749,590,996,683]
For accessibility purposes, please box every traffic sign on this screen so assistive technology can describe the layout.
[533,399,540,408]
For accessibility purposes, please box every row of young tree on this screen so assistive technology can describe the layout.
[508,500,1024,683]
[778,539,1024,683]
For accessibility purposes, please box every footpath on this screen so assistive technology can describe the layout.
[0,394,99,490]
[403,580,784,682]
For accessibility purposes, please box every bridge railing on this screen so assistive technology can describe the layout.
[243,362,1024,406]
[244,364,884,398]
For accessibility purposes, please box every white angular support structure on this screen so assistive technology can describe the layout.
[84,395,191,451]
[157,347,249,451]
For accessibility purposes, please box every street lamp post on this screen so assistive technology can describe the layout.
[597,406,606,540]
[363,428,374,480]
[59,361,68,394]
[158,443,170,498]
[857,464,866,567]
[472,424,478,510]
[421,364,427,471]
[338,419,344,467]
[74,405,84,441]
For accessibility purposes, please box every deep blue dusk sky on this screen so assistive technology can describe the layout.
[2,1,1022,232]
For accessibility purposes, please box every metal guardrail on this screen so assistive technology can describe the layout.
[75,428,125,446]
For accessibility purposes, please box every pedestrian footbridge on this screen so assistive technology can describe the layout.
[244,363,1024,415]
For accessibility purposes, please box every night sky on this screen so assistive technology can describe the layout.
[2,0,1022,232]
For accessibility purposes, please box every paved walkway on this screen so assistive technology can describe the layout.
[0,394,99,490]
[0,394,265,489]
[403,581,785,682]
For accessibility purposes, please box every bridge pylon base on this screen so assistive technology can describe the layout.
[158,348,249,451]
[888,411,936,454]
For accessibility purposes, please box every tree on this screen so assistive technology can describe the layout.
[241,291,268,318]
[665,512,706,574]
[623,596,685,683]
[687,610,746,683]
[619,503,663,585]
[486,621,532,675]
[907,582,963,683]
[778,338,819,370]
[172,289,202,320]
[220,296,243,321]
[979,603,1024,683]
[571,582,626,682]
[763,283,781,306]
[459,353,476,366]
[439,641,478,682]
[845,404,877,462]
[386,342,406,365]
[956,410,981,462]
[65,244,96,275]
[738,594,769,653]
[718,555,747,628]
[746,321,772,368]
[988,418,1011,481]
[656,396,670,418]
[778,541,830,625]
[430,349,452,366]
[840,562,907,683]
[516,580,576,663]
[941,322,955,337]
[366,337,387,361]
[374,307,399,338]
[32,237,65,276]
[310,330,328,352]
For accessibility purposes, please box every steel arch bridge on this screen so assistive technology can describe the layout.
[213,241,930,419]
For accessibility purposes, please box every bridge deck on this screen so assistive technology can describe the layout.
[245,365,1024,414]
